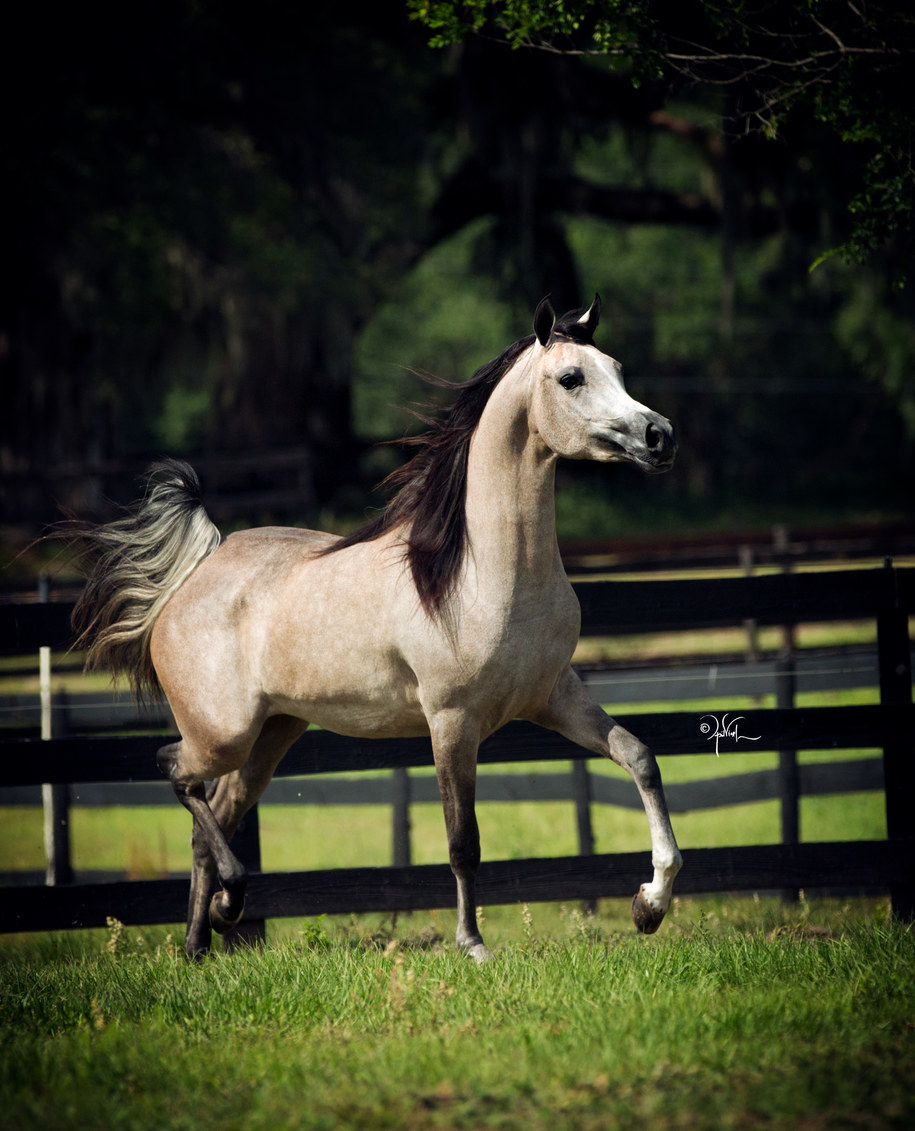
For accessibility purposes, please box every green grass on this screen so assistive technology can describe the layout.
[571,617,881,664]
[1,901,912,1129]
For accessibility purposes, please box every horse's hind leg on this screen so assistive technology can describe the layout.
[184,790,220,958]
[201,715,308,948]
[157,741,249,952]
[158,715,307,957]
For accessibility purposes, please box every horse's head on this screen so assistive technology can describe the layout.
[528,295,676,474]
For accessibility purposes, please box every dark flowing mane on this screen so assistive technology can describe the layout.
[323,304,597,616]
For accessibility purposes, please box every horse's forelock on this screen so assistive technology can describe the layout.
[551,307,597,346]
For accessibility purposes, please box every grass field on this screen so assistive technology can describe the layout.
[1,899,913,1130]
[0,712,904,1129]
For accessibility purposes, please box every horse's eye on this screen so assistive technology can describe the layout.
[558,369,585,391]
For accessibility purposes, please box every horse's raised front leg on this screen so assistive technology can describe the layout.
[535,667,682,933]
[429,711,493,963]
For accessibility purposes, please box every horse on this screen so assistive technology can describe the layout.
[72,294,682,961]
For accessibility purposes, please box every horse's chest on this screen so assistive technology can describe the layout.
[457,595,579,699]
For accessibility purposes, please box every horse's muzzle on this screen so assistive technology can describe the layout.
[643,414,677,472]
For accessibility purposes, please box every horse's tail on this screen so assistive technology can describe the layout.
[71,459,221,701]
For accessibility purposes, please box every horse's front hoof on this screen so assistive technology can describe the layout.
[209,891,245,934]
[631,888,666,935]
[466,942,495,964]
[458,936,495,963]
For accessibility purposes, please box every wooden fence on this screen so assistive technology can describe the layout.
[0,563,913,938]
[0,647,891,873]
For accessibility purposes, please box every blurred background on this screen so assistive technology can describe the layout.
[2,0,913,563]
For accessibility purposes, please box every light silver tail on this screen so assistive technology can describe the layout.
[71,459,221,701]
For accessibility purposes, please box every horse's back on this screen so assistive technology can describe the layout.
[151,521,578,744]
[150,523,426,739]
[224,525,340,555]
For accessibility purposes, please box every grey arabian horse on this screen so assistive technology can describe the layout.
[73,295,682,960]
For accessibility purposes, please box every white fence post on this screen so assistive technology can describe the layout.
[40,638,73,886]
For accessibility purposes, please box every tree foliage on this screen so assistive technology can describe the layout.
[409,0,915,281]
[2,1,437,503]
[2,1,912,535]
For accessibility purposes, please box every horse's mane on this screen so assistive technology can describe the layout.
[323,305,597,616]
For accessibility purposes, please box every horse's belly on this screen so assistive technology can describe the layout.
[263,637,430,738]
[270,686,430,740]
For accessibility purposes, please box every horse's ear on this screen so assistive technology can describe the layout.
[534,295,555,346]
[577,293,601,337]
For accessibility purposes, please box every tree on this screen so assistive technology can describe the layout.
[3,1,911,535]
[1,1,440,520]
[409,0,915,282]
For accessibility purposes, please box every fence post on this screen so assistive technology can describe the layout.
[222,804,266,950]
[775,654,799,902]
[776,657,799,846]
[772,527,800,901]
[39,573,73,887]
[392,767,412,868]
[571,760,596,912]
[739,544,759,668]
[877,558,915,921]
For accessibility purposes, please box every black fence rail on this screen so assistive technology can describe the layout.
[0,648,892,889]
[0,565,913,937]
[560,521,915,575]
[0,642,895,736]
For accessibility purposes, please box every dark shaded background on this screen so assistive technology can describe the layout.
[2,0,913,546]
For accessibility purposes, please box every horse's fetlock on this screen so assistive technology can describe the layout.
[462,941,495,964]
[662,848,684,877]
[223,861,247,892]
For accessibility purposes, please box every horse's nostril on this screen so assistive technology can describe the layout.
[646,422,663,449]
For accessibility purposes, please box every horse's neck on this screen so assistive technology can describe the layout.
[463,364,563,598]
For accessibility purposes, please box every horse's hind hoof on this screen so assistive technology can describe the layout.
[209,891,245,934]
[631,889,666,935]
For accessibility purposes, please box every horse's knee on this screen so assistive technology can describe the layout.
[633,750,662,794]
[609,725,661,790]
[447,827,481,875]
